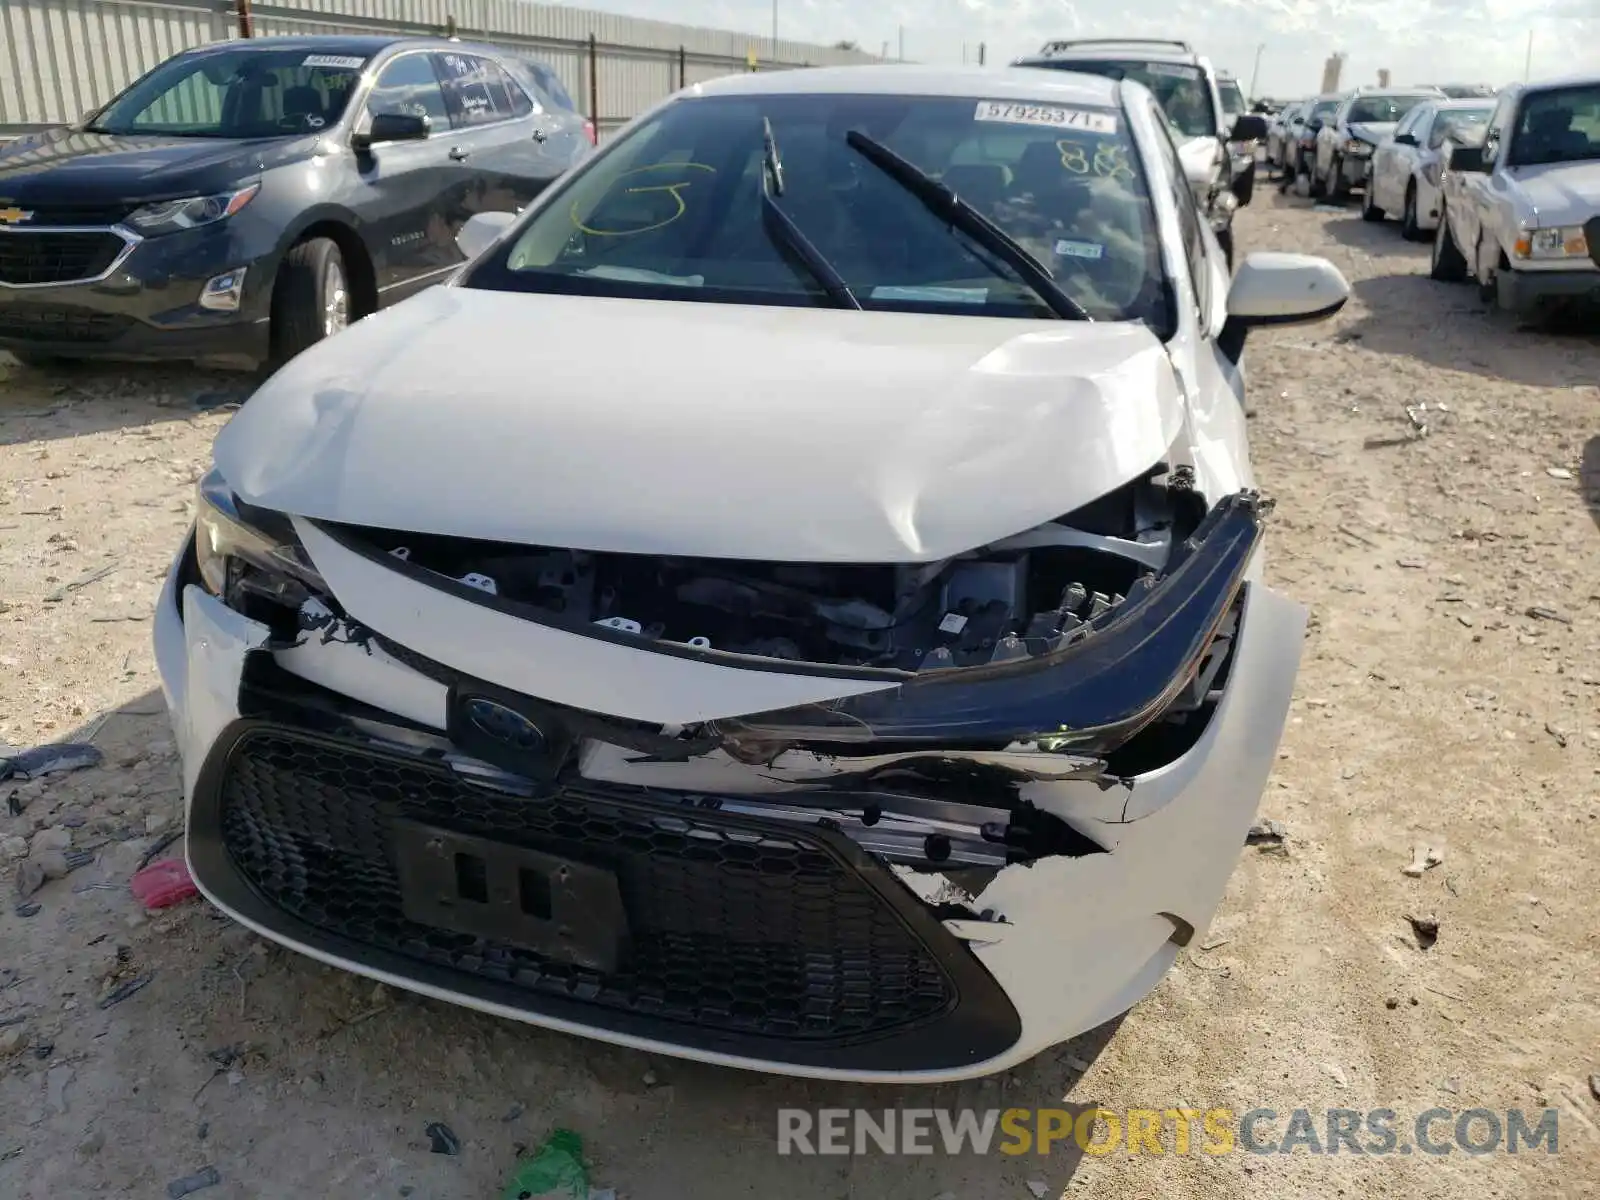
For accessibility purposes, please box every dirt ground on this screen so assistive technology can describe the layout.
[1,191,1598,1200]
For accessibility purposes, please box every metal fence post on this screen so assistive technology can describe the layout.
[236,0,254,38]
[587,33,599,137]
[678,46,686,89]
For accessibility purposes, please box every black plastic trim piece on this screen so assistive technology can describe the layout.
[188,718,1024,1073]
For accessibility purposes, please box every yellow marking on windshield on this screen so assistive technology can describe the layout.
[571,162,716,237]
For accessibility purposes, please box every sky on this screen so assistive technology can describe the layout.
[572,0,1600,99]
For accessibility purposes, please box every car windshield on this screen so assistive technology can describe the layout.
[1346,94,1434,124]
[1509,83,1600,166]
[468,92,1166,324]
[1308,99,1340,123]
[88,46,367,137]
[1032,59,1215,138]
[1432,107,1492,147]
[1218,80,1245,116]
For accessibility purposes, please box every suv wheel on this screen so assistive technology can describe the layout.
[270,237,351,367]
[1429,209,1468,282]
[1361,176,1384,222]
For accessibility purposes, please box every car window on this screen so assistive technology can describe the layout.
[469,91,1167,324]
[1027,59,1215,138]
[1218,79,1245,117]
[1508,83,1600,166]
[526,61,578,113]
[1308,99,1340,125]
[501,67,535,119]
[87,46,367,137]
[1430,106,1492,150]
[1482,92,1516,163]
[365,52,448,129]
[434,51,515,128]
[1347,94,1435,124]
[1144,100,1209,322]
[1394,107,1426,138]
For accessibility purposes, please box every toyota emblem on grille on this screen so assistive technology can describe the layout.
[465,697,547,754]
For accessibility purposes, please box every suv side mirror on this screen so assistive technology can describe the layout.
[353,111,430,151]
[1444,143,1486,173]
[1229,114,1269,142]
[1217,252,1349,362]
[1393,131,1419,146]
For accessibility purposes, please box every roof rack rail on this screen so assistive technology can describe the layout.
[1037,38,1193,56]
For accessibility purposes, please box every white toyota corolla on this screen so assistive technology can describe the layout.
[155,65,1348,1082]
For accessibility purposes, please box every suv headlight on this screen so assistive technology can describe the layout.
[127,183,259,235]
[195,467,324,607]
[1513,226,1589,260]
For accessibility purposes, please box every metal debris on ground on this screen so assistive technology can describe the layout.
[501,1128,589,1200]
[1525,606,1571,625]
[1246,819,1288,847]
[165,1165,222,1198]
[43,561,121,603]
[425,1122,460,1155]
[1402,845,1445,877]
[1546,467,1574,480]
[98,972,154,1009]
[1405,913,1439,950]
[0,742,103,785]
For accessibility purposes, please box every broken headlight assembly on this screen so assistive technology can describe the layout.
[195,467,325,613]
[709,492,1264,757]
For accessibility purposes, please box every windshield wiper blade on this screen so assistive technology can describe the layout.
[844,129,1093,321]
[759,117,861,310]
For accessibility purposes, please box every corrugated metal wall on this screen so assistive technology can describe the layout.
[0,0,880,137]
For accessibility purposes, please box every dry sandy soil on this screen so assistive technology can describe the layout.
[1,193,1598,1200]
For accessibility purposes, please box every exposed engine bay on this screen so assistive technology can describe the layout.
[340,466,1209,673]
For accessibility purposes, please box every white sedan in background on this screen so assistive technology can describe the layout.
[1363,97,1494,238]
[157,64,1349,1082]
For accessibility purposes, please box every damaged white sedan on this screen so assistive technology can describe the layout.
[155,65,1348,1082]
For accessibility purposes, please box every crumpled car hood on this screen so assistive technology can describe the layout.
[215,287,1185,563]
[1516,161,1600,223]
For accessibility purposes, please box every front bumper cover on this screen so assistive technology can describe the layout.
[153,530,1307,1082]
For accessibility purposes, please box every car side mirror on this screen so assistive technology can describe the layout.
[1444,143,1486,173]
[1229,114,1269,142]
[353,111,430,151]
[1217,252,1350,362]
[1393,132,1419,146]
[456,210,518,260]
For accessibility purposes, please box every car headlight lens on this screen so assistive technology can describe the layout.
[127,183,259,235]
[1344,138,1373,156]
[1514,226,1589,260]
[195,467,324,606]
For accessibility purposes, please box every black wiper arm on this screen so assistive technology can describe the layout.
[759,117,861,310]
[844,129,1092,321]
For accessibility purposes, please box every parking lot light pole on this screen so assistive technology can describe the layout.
[1249,43,1265,98]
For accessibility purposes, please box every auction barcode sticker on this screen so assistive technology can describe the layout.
[1146,62,1201,78]
[303,54,366,69]
[973,101,1117,135]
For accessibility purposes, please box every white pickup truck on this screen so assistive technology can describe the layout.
[1430,75,1600,324]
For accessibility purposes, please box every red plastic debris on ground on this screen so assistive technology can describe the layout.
[130,858,198,910]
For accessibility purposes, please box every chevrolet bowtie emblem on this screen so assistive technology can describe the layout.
[0,207,32,224]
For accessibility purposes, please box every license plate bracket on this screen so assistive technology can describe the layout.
[392,820,627,973]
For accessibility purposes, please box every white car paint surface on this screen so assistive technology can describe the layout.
[158,63,1349,1083]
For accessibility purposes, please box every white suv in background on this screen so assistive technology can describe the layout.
[1012,38,1267,265]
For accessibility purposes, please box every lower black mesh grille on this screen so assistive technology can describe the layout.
[0,306,133,342]
[215,728,962,1043]
[0,230,126,284]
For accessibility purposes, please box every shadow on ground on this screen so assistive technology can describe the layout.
[1583,435,1600,534]
[3,689,1115,1197]
[0,359,253,448]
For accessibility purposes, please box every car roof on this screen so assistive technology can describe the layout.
[1345,87,1444,98]
[172,33,492,57]
[691,63,1121,107]
[1434,97,1495,109]
[1519,72,1600,92]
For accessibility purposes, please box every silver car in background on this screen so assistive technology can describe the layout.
[1313,86,1444,201]
[1363,98,1494,237]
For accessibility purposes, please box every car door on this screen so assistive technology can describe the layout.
[1380,106,1428,210]
[1463,92,1516,274]
[351,50,458,297]
[431,50,551,220]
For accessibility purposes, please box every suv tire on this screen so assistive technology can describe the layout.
[270,237,351,367]
[1429,209,1469,282]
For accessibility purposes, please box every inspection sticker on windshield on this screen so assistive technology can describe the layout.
[1055,239,1105,260]
[1146,62,1201,78]
[973,101,1117,135]
[302,54,366,69]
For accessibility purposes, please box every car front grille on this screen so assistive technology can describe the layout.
[0,305,133,342]
[0,230,128,285]
[200,724,1017,1063]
